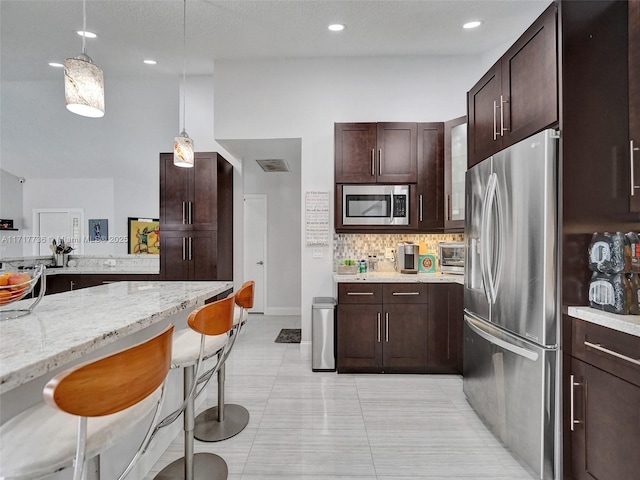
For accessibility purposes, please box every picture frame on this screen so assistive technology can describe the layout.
[88,219,108,242]
[127,217,160,254]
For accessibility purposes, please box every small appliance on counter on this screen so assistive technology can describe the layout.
[438,241,464,274]
[395,242,419,274]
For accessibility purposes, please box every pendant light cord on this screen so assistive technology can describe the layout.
[182,0,187,133]
[82,0,87,55]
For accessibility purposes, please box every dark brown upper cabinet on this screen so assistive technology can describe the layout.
[335,122,418,184]
[468,3,558,167]
[444,116,467,232]
[630,0,640,212]
[416,122,444,232]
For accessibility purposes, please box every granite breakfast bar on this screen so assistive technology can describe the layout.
[0,279,233,479]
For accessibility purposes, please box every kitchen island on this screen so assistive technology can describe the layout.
[0,280,232,479]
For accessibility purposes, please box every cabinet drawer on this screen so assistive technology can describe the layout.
[338,283,382,304]
[383,283,429,304]
[572,317,640,387]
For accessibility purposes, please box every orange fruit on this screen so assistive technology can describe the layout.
[0,290,12,305]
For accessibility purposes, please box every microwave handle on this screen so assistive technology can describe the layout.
[389,192,394,222]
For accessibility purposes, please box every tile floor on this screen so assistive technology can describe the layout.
[146,314,538,480]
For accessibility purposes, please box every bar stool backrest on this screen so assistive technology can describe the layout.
[235,281,254,310]
[43,325,174,417]
[188,296,235,336]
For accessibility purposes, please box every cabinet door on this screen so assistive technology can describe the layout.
[444,116,467,231]
[416,122,444,232]
[501,3,557,148]
[191,153,218,229]
[468,64,502,167]
[630,0,640,211]
[190,230,218,280]
[376,122,418,183]
[334,123,377,183]
[160,154,191,230]
[382,304,428,372]
[160,231,191,280]
[570,357,640,480]
[337,304,382,373]
[427,283,463,373]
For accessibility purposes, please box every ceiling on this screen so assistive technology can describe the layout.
[1,0,551,82]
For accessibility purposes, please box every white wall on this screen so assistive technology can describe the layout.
[213,55,488,341]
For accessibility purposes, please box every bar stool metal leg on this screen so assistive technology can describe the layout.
[155,365,228,480]
[193,344,249,442]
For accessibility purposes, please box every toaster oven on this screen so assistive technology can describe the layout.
[438,241,465,274]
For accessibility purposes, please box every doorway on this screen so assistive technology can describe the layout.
[243,194,267,313]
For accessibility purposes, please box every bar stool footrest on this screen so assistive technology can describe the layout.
[193,404,250,442]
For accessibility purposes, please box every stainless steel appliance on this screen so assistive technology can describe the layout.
[312,297,336,371]
[342,184,409,226]
[463,129,559,480]
[395,241,419,274]
[438,241,464,274]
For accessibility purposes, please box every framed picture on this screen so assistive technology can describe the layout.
[127,217,160,254]
[88,219,108,241]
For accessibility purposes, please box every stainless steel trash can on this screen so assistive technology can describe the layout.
[312,297,336,371]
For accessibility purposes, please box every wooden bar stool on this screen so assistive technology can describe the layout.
[154,295,235,480]
[0,325,174,480]
[194,281,254,442]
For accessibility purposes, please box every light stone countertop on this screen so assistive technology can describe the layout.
[0,281,232,394]
[334,271,464,285]
[1,254,159,275]
[568,306,640,338]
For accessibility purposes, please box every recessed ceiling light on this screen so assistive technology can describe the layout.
[48,62,64,68]
[143,59,157,65]
[328,24,345,32]
[76,30,97,38]
[463,21,483,29]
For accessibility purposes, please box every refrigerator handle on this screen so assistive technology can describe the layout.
[487,173,501,303]
[479,177,491,304]
[480,173,498,304]
[464,315,539,361]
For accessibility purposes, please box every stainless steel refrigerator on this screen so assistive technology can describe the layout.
[463,129,559,480]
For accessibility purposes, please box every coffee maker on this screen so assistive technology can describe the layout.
[395,242,419,274]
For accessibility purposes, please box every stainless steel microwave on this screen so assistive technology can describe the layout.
[342,185,410,225]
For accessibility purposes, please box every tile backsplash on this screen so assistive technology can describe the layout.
[334,233,464,271]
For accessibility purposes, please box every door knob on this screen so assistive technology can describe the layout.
[256,261,264,265]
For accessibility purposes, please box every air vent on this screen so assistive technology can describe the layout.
[256,159,290,172]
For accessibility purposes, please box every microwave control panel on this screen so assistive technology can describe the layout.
[393,195,407,217]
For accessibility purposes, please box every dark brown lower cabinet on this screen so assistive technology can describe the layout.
[568,317,640,480]
[336,282,462,374]
[570,358,640,480]
[160,230,218,281]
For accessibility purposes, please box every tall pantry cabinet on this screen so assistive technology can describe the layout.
[159,152,233,281]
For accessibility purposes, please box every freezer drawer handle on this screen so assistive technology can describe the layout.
[392,292,420,296]
[464,315,539,361]
[570,374,583,432]
[346,292,374,296]
[584,341,640,367]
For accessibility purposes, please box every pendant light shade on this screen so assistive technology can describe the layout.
[65,0,104,118]
[174,130,194,167]
[64,53,105,118]
[174,0,194,168]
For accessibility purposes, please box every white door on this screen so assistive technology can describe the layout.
[243,194,267,313]
[33,209,84,255]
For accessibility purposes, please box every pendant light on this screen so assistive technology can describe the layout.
[174,0,194,168]
[64,0,105,118]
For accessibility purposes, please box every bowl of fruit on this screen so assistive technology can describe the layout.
[0,265,45,317]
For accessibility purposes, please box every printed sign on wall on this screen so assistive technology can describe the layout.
[305,191,329,246]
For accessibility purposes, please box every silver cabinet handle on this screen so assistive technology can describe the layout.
[385,312,389,342]
[188,237,193,260]
[493,100,498,140]
[500,94,508,135]
[346,292,374,296]
[392,292,420,296]
[584,340,640,367]
[182,237,186,260]
[377,312,381,343]
[371,149,375,176]
[188,202,193,224]
[378,149,382,176]
[570,374,583,431]
[70,280,75,291]
[631,140,639,196]
[182,201,187,224]
[447,194,451,221]
[419,194,423,222]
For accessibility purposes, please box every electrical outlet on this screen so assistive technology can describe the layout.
[385,247,394,260]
